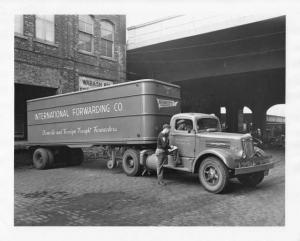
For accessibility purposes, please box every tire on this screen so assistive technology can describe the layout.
[199,156,229,194]
[69,148,84,166]
[33,148,50,170]
[122,149,141,176]
[45,149,54,168]
[57,147,72,164]
[237,171,265,187]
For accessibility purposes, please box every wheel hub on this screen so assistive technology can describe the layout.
[36,154,43,164]
[204,166,219,185]
[128,158,134,168]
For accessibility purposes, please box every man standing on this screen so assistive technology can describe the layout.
[155,124,171,185]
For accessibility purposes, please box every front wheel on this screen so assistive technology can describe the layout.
[199,156,229,194]
[237,171,264,187]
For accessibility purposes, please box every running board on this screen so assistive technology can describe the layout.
[163,165,190,172]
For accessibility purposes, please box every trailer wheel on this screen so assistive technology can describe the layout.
[237,171,264,187]
[45,149,54,168]
[57,147,72,164]
[33,148,50,170]
[199,156,229,194]
[122,149,141,176]
[69,148,84,166]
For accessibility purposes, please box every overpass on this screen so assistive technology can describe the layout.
[127,15,285,135]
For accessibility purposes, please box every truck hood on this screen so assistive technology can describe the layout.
[197,132,251,141]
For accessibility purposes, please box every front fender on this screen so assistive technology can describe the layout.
[193,148,237,172]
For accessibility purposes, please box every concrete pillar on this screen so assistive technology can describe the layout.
[226,103,242,133]
[212,105,221,120]
[237,109,244,132]
[252,105,267,139]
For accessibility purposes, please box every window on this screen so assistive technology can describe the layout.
[78,15,94,53]
[175,119,193,132]
[14,15,23,35]
[100,20,114,58]
[197,118,220,132]
[35,15,55,42]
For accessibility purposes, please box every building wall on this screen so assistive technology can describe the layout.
[14,15,126,139]
[15,15,126,93]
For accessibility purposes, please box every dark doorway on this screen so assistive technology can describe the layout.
[15,84,57,140]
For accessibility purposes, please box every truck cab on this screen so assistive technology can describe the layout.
[165,113,274,193]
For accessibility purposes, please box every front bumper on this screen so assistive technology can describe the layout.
[234,155,274,175]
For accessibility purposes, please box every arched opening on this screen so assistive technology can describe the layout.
[266,104,285,116]
[265,104,285,145]
[221,105,255,133]
[220,106,227,131]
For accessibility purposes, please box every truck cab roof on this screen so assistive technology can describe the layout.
[172,113,219,120]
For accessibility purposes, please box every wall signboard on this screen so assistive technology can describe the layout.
[79,76,113,91]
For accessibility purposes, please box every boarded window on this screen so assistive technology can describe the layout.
[14,15,23,34]
[35,15,55,42]
[78,15,94,52]
[100,20,114,58]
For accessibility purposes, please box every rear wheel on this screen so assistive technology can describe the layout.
[45,149,54,168]
[122,149,141,176]
[199,156,229,194]
[237,171,264,187]
[33,148,50,169]
[57,147,72,164]
[69,148,84,166]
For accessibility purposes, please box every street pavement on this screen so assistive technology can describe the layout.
[14,149,285,226]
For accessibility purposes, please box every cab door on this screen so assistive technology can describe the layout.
[170,118,196,159]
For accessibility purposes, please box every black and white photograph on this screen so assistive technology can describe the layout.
[1,1,300,241]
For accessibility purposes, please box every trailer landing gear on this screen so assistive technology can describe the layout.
[107,147,117,169]
[107,160,117,169]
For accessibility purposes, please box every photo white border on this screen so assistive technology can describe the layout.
[1,0,300,241]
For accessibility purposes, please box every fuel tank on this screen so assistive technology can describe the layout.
[144,153,178,170]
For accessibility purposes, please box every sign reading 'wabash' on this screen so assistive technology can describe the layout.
[79,76,113,91]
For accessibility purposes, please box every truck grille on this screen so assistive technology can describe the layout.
[243,138,255,158]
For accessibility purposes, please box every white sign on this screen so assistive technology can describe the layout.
[79,76,113,91]
[156,98,178,109]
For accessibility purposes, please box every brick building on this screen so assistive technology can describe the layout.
[14,15,126,140]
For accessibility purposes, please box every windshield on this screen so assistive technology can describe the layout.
[197,118,220,132]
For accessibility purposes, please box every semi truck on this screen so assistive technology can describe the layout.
[26,79,274,193]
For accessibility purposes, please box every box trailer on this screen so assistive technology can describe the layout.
[27,79,181,171]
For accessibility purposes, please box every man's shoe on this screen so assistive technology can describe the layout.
[158,181,166,186]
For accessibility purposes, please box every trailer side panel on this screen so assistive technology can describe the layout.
[27,79,181,146]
